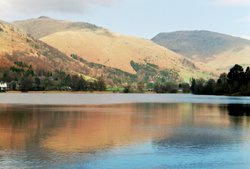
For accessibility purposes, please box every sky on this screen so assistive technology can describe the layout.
[1,0,250,39]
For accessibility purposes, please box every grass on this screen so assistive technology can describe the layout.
[106,87,125,93]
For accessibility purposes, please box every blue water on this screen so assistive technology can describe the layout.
[0,94,250,169]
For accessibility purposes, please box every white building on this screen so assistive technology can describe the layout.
[0,82,7,91]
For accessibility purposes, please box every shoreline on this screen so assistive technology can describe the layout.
[5,91,114,94]
[0,93,250,106]
[4,91,157,94]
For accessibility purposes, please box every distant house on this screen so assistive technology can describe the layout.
[178,88,183,93]
[0,82,8,92]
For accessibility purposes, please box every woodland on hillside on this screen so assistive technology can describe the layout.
[191,64,250,96]
[1,62,250,95]
[0,61,106,92]
[0,60,189,93]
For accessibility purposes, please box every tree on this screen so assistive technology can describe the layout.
[215,73,229,95]
[123,85,131,93]
[190,64,250,96]
[63,74,71,87]
[179,83,190,93]
[218,73,228,84]
[154,82,178,93]
[70,75,87,91]
[137,82,145,93]
[2,71,11,82]
[227,64,244,85]
[20,76,33,92]
[34,77,41,90]
[227,64,245,94]
[190,78,205,94]
[190,78,196,94]
[203,79,216,95]
[95,77,106,91]
[245,67,250,85]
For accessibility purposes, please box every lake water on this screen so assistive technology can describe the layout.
[0,94,250,169]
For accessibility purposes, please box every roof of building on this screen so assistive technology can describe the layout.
[0,83,7,88]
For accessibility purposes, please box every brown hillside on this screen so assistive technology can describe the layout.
[0,21,82,73]
[14,17,212,82]
[40,29,210,81]
[207,46,250,73]
[0,21,139,85]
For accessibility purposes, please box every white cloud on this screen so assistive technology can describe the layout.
[5,0,116,13]
[0,0,118,20]
[215,0,250,6]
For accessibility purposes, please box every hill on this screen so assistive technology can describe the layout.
[14,17,211,82]
[0,20,72,72]
[0,21,138,86]
[152,30,250,59]
[14,16,101,39]
[152,31,250,73]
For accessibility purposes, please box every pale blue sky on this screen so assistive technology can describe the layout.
[1,0,250,39]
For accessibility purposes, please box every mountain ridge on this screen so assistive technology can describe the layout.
[152,30,250,59]
[14,16,103,39]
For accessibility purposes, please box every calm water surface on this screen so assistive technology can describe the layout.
[0,94,250,169]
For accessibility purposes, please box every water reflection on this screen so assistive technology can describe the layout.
[0,104,247,152]
[0,103,250,168]
[227,104,250,116]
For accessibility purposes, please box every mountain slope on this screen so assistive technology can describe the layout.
[152,30,250,59]
[0,21,139,86]
[14,17,211,82]
[152,30,250,73]
[206,46,250,72]
[0,21,72,72]
[41,30,185,73]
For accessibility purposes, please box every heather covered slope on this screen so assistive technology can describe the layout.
[206,46,250,73]
[40,30,185,73]
[0,20,72,72]
[41,30,210,81]
[14,17,211,82]
[0,21,140,86]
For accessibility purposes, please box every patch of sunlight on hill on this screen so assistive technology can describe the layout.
[41,29,209,82]
[207,46,250,74]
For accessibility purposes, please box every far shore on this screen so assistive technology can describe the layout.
[3,91,156,94]
[5,91,114,94]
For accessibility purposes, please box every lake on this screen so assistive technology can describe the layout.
[0,94,250,169]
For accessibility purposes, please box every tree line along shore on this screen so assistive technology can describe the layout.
[0,61,249,96]
[190,64,250,96]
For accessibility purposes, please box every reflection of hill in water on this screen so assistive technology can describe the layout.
[0,104,182,153]
[155,104,250,151]
[0,103,250,165]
